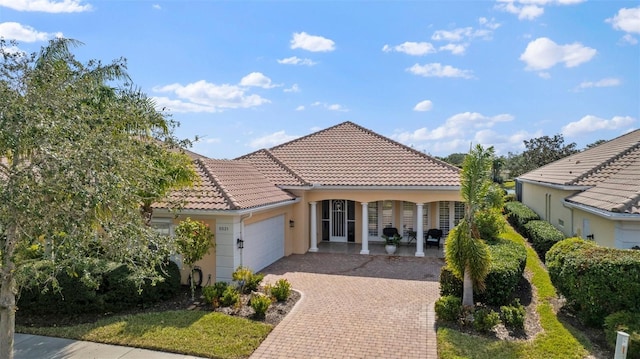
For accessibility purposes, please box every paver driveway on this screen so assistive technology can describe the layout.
[251,252,444,359]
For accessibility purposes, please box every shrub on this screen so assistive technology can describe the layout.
[435,295,462,322]
[269,279,291,302]
[475,208,505,242]
[604,311,640,359]
[232,266,265,294]
[440,238,527,306]
[523,220,565,259]
[547,237,640,327]
[504,193,517,202]
[250,293,271,319]
[220,286,240,307]
[473,306,501,333]
[203,281,228,306]
[504,201,539,234]
[18,259,182,314]
[501,299,526,330]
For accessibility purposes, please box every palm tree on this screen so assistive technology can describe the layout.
[445,144,493,307]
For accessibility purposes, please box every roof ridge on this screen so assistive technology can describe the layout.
[269,121,352,152]
[196,158,239,210]
[569,138,640,185]
[345,121,462,173]
[263,149,309,185]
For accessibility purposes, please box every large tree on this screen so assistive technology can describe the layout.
[0,39,194,358]
[445,144,493,307]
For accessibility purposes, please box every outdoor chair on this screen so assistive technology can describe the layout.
[382,227,400,238]
[424,228,443,249]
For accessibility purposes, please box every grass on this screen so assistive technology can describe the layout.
[18,310,272,359]
[437,222,594,359]
[502,180,515,190]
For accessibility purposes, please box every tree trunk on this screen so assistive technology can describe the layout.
[0,224,18,359]
[462,266,474,307]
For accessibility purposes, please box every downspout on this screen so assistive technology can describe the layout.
[238,212,253,267]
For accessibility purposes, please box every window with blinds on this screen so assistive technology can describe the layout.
[368,202,378,237]
[439,201,450,235]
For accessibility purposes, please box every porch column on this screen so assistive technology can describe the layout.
[360,202,369,255]
[309,201,318,252]
[415,203,425,257]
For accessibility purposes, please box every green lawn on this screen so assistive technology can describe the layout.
[18,310,272,359]
[437,224,596,359]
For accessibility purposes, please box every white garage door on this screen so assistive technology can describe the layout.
[244,215,285,271]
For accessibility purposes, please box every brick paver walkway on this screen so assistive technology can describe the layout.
[251,252,443,359]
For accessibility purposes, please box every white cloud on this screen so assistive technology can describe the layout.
[290,32,335,52]
[479,17,501,30]
[311,101,348,112]
[538,72,551,79]
[248,130,300,148]
[0,22,61,42]
[239,72,278,89]
[606,7,640,34]
[277,56,317,66]
[621,34,638,45]
[284,84,300,93]
[576,77,621,90]
[204,138,221,144]
[432,27,492,42]
[413,100,433,112]
[295,105,305,111]
[382,41,436,56]
[391,113,535,155]
[0,0,92,12]
[152,4,161,10]
[439,43,467,55]
[407,63,474,79]
[152,79,270,113]
[561,115,636,137]
[520,37,596,70]
[496,0,584,20]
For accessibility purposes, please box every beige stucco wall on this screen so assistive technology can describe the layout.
[521,182,579,237]
[571,209,616,248]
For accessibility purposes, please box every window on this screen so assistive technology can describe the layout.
[454,202,465,226]
[381,200,394,228]
[368,202,378,237]
[422,204,430,233]
[439,201,450,235]
[151,219,172,236]
[402,202,414,236]
[558,219,564,227]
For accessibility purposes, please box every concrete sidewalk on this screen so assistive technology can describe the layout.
[14,334,206,359]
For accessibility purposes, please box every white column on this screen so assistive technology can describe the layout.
[309,202,318,252]
[360,202,369,254]
[415,203,425,257]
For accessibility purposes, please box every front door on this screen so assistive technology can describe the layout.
[331,200,347,242]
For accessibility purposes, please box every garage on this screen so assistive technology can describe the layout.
[243,215,285,271]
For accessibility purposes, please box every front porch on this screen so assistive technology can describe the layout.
[317,241,444,258]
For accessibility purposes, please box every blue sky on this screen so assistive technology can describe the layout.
[1,0,638,159]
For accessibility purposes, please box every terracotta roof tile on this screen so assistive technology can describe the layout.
[238,149,307,186]
[244,121,460,186]
[520,129,640,214]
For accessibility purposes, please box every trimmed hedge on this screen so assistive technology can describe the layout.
[523,220,565,259]
[546,238,640,327]
[18,259,181,314]
[504,201,539,234]
[441,238,527,306]
[604,311,640,359]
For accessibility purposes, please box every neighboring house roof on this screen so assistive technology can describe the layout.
[155,158,295,211]
[239,121,461,187]
[519,129,640,214]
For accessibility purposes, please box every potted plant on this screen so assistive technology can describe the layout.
[382,233,402,254]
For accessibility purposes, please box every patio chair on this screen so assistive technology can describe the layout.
[424,228,443,249]
[382,227,400,238]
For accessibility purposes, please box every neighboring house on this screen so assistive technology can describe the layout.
[153,121,463,282]
[517,129,640,249]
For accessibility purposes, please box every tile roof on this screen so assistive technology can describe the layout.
[155,158,295,211]
[519,130,640,214]
[239,121,461,187]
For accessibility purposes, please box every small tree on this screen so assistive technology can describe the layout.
[445,144,493,307]
[175,218,214,301]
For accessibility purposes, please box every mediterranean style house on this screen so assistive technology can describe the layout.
[153,121,463,282]
[517,129,640,250]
